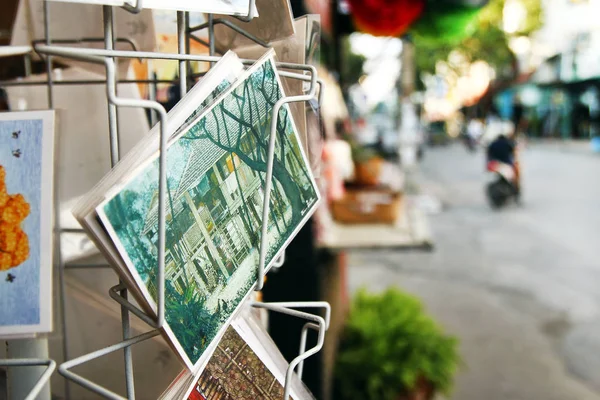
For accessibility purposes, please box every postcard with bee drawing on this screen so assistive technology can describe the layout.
[0,110,54,337]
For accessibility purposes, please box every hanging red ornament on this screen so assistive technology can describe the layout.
[347,0,426,37]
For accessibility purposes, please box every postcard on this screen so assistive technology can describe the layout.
[5,68,151,268]
[72,51,246,315]
[131,10,211,102]
[95,52,320,370]
[213,0,295,51]
[185,323,292,399]
[158,310,314,400]
[0,110,54,337]
[47,0,252,15]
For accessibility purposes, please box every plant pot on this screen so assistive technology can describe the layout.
[395,377,435,400]
[354,157,384,186]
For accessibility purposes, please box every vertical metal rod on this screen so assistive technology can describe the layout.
[103,59,166,328]
[184,12,191,80]
[297,326,308,379]
[103,6,134,399]
[177,11,187,98]
[257,101,284,290]
[43,0,54,108]
[53,111,70,400]
[208,13,215,67]
[41,2,62,399]
[103,6,120,164]
[256,68,317,290]
[6,340,51,400]
[155,95,167,331]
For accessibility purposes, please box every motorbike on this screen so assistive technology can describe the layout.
[486,160,518,209]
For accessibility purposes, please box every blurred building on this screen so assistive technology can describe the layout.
[494,0,600,139]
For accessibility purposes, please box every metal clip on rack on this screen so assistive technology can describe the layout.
[250,302,331,400]
[1,0,328,398]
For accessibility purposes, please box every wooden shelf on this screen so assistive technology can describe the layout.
[318,199,433,250]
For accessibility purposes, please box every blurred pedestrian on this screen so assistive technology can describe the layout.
[512,95,525,136]
[572,101,590,138]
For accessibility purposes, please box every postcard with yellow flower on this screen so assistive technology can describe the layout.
[0,111,54,337]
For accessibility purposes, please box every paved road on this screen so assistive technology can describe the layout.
[348,143,600,400]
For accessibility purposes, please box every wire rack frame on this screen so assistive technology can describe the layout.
[0,359,56,400]
[0,0,329,399]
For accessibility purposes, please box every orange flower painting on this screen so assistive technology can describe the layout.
[0,165,30,271]
[0,110,54,336]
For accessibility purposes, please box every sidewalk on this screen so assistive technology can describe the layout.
[525,138,598,156]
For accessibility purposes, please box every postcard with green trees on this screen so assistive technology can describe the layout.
[97,53,320,371]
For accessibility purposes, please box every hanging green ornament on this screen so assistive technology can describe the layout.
[411,0,486,44]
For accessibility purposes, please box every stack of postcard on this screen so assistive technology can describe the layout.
[159,305,315,399]
[74,49,320,375]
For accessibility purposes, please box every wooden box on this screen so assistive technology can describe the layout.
[331,186,402,225]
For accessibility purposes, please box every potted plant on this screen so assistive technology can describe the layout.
[334,288,460,400]
[336,122,383,187]
[351,143,383,186]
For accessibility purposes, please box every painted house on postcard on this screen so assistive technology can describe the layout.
[141,135,304,298]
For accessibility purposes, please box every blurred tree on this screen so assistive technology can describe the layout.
[413,0,543,76]
[411,1,482,44]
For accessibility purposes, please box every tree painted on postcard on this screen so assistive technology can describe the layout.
[182,60,316,234]
[101,58,319,367]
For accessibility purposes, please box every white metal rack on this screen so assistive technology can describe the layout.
[0,0,329,398]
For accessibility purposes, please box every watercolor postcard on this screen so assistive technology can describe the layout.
[0,110,54,337]
[96,53,320,371]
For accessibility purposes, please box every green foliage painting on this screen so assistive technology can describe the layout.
[99,57,319,369]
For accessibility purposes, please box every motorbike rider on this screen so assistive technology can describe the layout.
[486,131,520,200]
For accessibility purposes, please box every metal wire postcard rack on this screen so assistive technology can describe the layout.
[0,0,329,398]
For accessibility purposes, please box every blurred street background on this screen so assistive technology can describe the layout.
[317,0,600,397]
[4,0,600,398]
[349,142,600,399]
